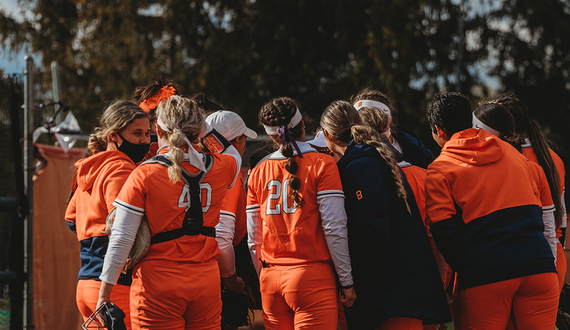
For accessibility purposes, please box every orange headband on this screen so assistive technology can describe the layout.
[139,86,176,113]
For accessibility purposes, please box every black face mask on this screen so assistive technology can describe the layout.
[115,133,150,163]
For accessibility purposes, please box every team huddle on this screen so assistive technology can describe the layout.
[65,80,566,330]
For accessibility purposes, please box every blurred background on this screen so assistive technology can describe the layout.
[1,0,570,329]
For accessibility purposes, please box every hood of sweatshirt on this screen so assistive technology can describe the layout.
[440,128,503,166]
[74,150,133,191]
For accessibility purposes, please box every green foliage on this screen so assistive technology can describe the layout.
[1,0,569,161]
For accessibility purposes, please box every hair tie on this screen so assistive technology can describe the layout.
[279,126,303,158]
[139,86,176,113]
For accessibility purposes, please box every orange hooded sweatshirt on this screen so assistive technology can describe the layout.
[65,150,135,285]
[425,128,555,290]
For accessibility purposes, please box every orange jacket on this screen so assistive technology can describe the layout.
[425,129,555,290]
[65,150,135,284]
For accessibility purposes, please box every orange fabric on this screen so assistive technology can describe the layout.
[426,129,540,226]
[527,161,554,207]
[130,259,221,330]
[220,175,247,246]
[401,165,426,222]
[378,317,423,330]
[76,279,131,329]
[402,164,448,285]
[116,151,238,264]
[557,242,567,291]
[522,146,567,237]
[65,150,136,241]
[522,147,565,201]
[138,86,176,113]
[33,145,85,330]
[260,263,338,330]
[247,152,343,265]
[456,272,558,330]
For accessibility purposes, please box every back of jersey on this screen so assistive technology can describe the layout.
[247,150,344,266]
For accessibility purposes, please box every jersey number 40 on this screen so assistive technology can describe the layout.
[177,183,213,212]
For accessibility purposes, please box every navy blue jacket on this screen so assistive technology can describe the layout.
[393,127,435,169]
[338,142,450,329]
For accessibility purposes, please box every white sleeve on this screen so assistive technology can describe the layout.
[543,204,557,263]
[222,145,242,189]
[100,203,142,285]
[246,204,263,276]
[317,193,354,287]
[215,211,237,277]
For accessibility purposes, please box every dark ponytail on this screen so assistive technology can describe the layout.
[259,97,305,208]
[491,94,563,227]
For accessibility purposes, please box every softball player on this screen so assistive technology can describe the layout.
[247,96,356,330]
[97,96,241,330]
[65,100,151,329]
[490,94,567,291]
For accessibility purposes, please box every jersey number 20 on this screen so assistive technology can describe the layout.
[266,179,297,215]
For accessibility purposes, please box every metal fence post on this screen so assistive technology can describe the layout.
[23,55,35,330]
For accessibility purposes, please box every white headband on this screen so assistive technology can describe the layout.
[263,108,303,135]
[156,116,206,171]
[353,100,391,115]
[472,113,500,138]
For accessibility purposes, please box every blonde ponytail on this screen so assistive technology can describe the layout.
[155,96,206,183]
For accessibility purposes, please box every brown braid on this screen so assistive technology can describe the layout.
[321,100,411,213]
[259,97,305,208]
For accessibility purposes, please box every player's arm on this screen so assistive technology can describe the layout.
[216,210,244,293]
[246,177,263,276]
[64,192,77,233]
[316,157,354,289]
[425,168,465,269]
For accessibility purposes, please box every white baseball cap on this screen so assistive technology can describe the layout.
[306,130,327,148]
[205,110,258,141]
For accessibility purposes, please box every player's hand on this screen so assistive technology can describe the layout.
[341,286,356,307]
[223,273,245,294]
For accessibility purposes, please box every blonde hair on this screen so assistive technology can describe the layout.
[320,100,410,213]
[87,100,147,156]
[155,95,206,183]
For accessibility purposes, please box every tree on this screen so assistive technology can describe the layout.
[1,0,480,147]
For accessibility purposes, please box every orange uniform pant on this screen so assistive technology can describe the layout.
[557,242,567,291]
[130,259,221,330]
[260,262,338,330]
[76,279,131,330]
[378,317,423,330]
[455,272,558,330]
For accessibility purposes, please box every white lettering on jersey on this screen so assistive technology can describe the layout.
[265,179,297,215]
[177,183,213,213]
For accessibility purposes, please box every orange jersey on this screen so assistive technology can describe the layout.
[114,149,238,264]
[220,175,247,246]
[400,162,427,222]
[522,145,565,202]
[522,144,567,237]
[247,148,344,266]
[528,161,554,208]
